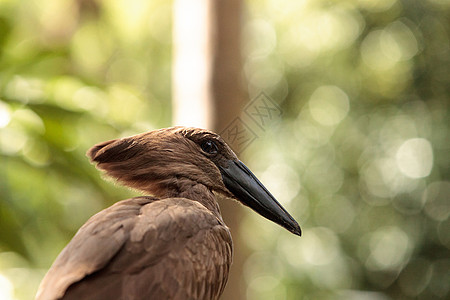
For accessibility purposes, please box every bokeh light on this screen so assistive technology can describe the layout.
[241,0,449,299]
[396,138,433,178]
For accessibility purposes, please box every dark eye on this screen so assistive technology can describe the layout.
[201,140,218,154]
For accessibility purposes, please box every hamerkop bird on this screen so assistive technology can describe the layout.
[36,126,301,300]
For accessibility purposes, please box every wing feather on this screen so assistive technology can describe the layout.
[36,196,233,300]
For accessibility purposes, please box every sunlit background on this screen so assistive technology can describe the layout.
[0,0,449,299]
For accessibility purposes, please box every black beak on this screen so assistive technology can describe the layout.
[219,160,301,236]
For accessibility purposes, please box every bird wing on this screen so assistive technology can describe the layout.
[36,196,232,300]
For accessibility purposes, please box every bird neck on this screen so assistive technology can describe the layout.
[161,178,223,221]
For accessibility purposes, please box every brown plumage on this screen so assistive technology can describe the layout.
[36,126,301,300]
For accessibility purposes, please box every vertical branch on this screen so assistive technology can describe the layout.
[173,0,246,299]
[210,1,246,300]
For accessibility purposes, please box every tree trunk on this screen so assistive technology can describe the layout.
[210,1,246,300]
[172,0,247,299]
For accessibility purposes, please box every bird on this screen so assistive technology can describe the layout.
[36,126,301,300]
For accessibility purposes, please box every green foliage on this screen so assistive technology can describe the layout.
[241,0,449,299]
[0,0,172,298]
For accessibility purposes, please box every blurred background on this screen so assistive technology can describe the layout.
[0,0,449,299]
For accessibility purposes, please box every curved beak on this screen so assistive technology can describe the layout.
[219,160,301,236]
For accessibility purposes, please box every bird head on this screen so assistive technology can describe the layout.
[87,126,301,236]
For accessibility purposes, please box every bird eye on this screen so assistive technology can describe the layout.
[201,140,218,154]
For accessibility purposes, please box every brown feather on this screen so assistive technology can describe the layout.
[36,197,232,300]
